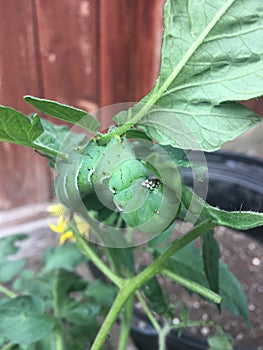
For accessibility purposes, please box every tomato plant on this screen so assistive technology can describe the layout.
[0,1,263,349]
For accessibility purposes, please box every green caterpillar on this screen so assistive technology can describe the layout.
[55,137,180,234]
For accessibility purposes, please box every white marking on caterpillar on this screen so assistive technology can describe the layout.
[87,167,94,182]
[141,178,161,191]
[110,186,117,194]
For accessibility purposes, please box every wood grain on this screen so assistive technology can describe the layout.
[100,0,165,106]
[132,0,166,101]
[0,0,262,213]
[35,0,99,112]
[0,1,50,209]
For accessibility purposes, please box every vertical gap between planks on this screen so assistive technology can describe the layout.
[31,0,45,99]
[31,0,53,201]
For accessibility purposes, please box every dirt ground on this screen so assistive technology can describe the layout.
[187,226,263,349]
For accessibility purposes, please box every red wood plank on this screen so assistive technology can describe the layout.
[99,0,165,105]
[0,1,50,210]
[35,0,99,113]
[100,0,137,108]
[99,0,165,130]
[242,98,263,118]
[133,0,166,101]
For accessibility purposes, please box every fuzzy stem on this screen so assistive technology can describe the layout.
[55,322,64,350]
[91,287,130,350]
[75,234,124,288]
[159,322,170,350]
[91,220,216,350]
[117,296,134,350]
[1,343,15,350]
[0,284,16,298]
[135,291,161,333]
[160,268,221,304]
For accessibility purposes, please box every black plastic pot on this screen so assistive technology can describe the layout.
[131,311,248,350]
[130,151,263,350]
[182,151,263,242]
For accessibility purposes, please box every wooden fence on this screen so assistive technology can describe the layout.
[0,0,262,213]
[0,0,164,211]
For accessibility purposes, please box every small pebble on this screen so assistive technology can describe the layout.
[172,317,180,325]
[202,313,208,321]
[193,301,200,309]
[236,333,243,341]
[138,320,148,329]
[252,257,261,266]
[249,303,256,311]
[201,327,210,336]
[248,242,256,250]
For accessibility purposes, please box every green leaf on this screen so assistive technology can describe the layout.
[219,262,250,326]
[0,296,55,344]
[24,96,100,133]
[182,185,263,230]
[105,247,135,274]
[0,259,26,283]
[42,243,86,273]
[0,107,68,158]
[117,0,263,151]
[137,103,259,151]
[45,269,87,316]
[13,271,51,299]
[154,0,263,104]
[208,328,233,350]
[0,234,27,263]
[28,332,58,350]
[0,107,43,146]
[140,270,171,316]
[201,230,221,295]
[158,145,190,168]
[62,303,100,325]
[178,304,190,336]
[148,223,175,248]
[125,128,152,141]
[158,242,249,324]
[160,243,208,287]
[35,117,86,161]
[85,280,117,307]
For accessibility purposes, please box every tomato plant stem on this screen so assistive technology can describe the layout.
[55,322,64,350]
[90,220,216,350]
[135,291,162,333]
[160,268,221,304]
[117,296,134,350]
[0,284,16,298]
[75,234,124,288]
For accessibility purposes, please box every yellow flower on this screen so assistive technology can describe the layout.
[47,205,89,244]
[49,216,76,244]
[47,203,66,216]
[59,231,76,245]
[49,216,67,233]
